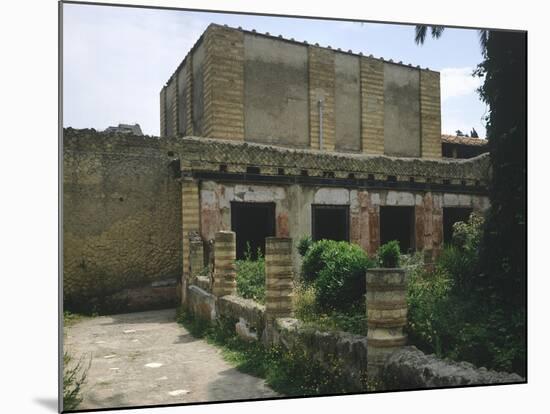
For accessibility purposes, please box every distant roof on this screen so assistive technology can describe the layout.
[104,123,143,136]
[441,134,487,146]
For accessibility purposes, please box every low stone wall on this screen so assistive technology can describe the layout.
[218,295,266,341]
[186,285,217,322]
[272,318,368,390]
[382,346,524,389]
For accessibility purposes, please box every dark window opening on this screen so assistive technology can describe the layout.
[387,175,397,182]
[231,202,275,259]
[300,169,309,176]
[409,176,415,183]
[312,205,349,242]
[443,179,450,185]
[219,164,227,172]
[380,206,415,253]
[368,174,375,181]
[278,168,285,175]
[348,173,355,179]
[443,207,473,245]
[247,166,261,174]
[323,171,335,178]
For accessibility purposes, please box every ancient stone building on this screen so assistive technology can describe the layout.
[63,24,489,312]
[159,24,490,278]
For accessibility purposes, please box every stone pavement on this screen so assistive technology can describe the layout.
[64,308,278,410]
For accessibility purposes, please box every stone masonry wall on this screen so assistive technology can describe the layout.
[63,129,181,313]
[308,46,336,151]
[420,70,442,158]
[360,57,385,155]
[202,25,245,140]
[383,346,524,389]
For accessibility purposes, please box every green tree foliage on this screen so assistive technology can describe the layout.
[414,27,526,373]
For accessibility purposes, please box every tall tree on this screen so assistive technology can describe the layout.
[415,27,526,311]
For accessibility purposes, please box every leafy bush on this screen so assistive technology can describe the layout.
[300,239,334,284]
[406,212,525,376]
[378,240,400,268]
[297,236,313,257]
[315,242,374,311]
[300,240,374,312]
[235,244,265,304]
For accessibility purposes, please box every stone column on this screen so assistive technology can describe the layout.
[263,237,294,345]
[366,268,408,381]
[211,231,236,297]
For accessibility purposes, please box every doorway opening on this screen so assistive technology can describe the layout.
[443,207,473,245]
[380,206,415,253]
[231,202,275,259]
[311,205,350,242]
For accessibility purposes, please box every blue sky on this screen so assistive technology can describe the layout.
[63,3,488,137]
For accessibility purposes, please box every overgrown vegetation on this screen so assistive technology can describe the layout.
[235,244,265,304]
[176,307,362,396]
[63,352,91,411]
[406,214,525,375]
[297,235,313,257]
[414,26,526,377]
[293,239,373,334]
[378,240,400,268]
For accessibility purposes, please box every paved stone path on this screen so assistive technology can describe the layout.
[64,308,278,410]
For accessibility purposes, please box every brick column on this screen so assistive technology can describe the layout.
[360,57,385,155]
[366,268,408,380]
[420,70,442,158]
[264,237,294,345]
[203,25,245,141]
[308,46,335,151]
[212,231,237,297]
[181,178,200,304]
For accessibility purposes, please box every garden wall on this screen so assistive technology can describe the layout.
[63,128,182,313]
[382,346,524,389]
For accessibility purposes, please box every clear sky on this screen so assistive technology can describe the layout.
[63,3,488,137]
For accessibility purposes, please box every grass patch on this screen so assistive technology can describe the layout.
[176,306,364,396]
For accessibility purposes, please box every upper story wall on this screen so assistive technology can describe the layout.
[160,24,442,159]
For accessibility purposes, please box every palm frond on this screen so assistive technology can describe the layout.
[415,25,428,45]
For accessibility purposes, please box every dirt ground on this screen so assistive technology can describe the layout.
[64,308,279,410]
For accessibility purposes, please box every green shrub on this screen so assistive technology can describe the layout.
[235,244,265,304]
[307,240,374,312]
[406,213,526,376]
[297,236,313,257]
[300,239,334,284]
[378,240,400,268]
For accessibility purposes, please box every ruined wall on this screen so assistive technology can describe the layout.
[197,179,489,271]
[244,34,309,147]
[63,129,182,313]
